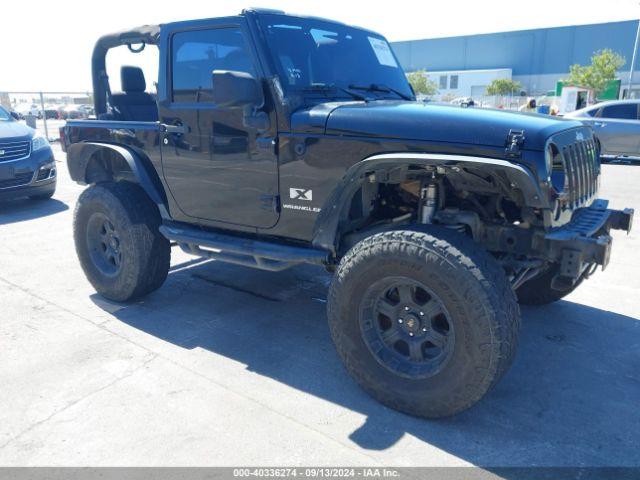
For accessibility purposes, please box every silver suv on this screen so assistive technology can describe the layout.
[0,105,56,201]
[566,99,640,161]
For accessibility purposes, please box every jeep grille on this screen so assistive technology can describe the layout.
[549,130,601,219]
[561,138,600,210]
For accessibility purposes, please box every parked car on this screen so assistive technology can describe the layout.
[56,104,81,119]
[77,104,95,118]
[15,104,42,119]
[62,9,633,419]
[566,99,640,161]
[43,108,59,120]
[449,96,475,107]
[0,105,56,201]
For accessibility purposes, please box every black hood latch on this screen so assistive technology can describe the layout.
[505,129,525,159]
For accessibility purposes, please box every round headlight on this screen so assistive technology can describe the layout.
[545,144,554,182]
[546,143,566,192]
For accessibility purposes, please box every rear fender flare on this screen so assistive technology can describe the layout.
[311,152,548,253]
[67,142,169,218]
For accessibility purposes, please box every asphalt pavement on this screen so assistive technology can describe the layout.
[0,144,638,468]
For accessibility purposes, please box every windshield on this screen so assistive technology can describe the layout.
[0,106,13,121]
[257,14,413,100]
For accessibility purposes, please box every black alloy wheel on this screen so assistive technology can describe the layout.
[86,212,123,277]
[360,278,455,379]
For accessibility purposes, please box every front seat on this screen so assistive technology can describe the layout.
[110,66,158,122]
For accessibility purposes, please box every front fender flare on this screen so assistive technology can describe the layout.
[311,152,549,253]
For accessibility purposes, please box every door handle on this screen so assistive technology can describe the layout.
[160,123,189,135]
[593,121,607,127]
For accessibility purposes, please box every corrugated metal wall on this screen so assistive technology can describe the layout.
[392,20,638,76]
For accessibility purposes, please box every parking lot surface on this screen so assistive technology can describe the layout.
[1,144,639,467]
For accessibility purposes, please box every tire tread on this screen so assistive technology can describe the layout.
[73,181,170,302]
[328,228,520,418]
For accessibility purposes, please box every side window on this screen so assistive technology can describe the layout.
[106,44,159,93]
[439,75,447,89]
[449,75,459,89]
[600,103,638,120]
[172,27,255,103]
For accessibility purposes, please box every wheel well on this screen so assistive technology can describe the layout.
[69,144,169,215]
[334,164,536,254]
[85,149,135,184]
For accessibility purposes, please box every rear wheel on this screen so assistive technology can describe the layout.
[74,181,170,302]
[328,228,520,418]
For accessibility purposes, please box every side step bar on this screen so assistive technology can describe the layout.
[159,223,329,272]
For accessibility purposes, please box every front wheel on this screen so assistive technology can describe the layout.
[73,181,170,302]
[515,264,584,305]
[328,228,520,418]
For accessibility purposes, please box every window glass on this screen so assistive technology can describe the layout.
[449,75,459,89]
[172,28,255,103]
[0,106,12,121]
[257,14,413,100]
[106,44,159,93]
[601,103,638,120]
[439,75,447,89]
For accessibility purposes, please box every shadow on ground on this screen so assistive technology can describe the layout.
[0,198,68,225]
[92,257,640,469]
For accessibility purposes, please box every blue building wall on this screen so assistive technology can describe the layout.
[392,20,638,77]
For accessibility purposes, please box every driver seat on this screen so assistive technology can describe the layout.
[110,66,158,122]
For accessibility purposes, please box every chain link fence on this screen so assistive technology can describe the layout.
[0,91,93,142]
[1,89,561,143]
[421,93,561,114]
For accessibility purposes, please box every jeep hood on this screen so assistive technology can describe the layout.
[291,101,584,151]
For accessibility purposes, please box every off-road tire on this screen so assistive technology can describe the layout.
[516,265,584,305]
[74,181,170,302]
[327,228,520,418]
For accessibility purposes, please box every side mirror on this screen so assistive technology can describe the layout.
[212,70,263,109]
[10,111,19,120]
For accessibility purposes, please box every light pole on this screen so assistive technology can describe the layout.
[627,18,640,98]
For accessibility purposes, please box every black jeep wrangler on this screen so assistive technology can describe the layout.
[62,9,634,418]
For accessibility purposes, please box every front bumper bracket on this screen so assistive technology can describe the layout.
[543,199,634,279]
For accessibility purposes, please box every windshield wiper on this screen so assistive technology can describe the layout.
[301,84,368,101]
[348,83,413,101]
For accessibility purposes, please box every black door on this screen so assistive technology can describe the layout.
[159,23,279,228]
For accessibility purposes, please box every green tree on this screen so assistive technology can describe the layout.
[564,49,625,96]
[485,78,522,96]
[406,70,438,96]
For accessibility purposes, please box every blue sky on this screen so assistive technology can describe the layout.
[0,0,638,91]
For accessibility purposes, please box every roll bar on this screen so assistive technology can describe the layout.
[91,24,161,116]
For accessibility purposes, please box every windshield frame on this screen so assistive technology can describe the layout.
[0,105,14,122]
[255,13,414,102]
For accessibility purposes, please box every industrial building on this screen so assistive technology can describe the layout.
[392,20,640,98]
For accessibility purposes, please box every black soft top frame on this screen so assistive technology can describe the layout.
[91,24,161,117]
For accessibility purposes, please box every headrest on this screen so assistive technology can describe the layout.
[121,66,146,93]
